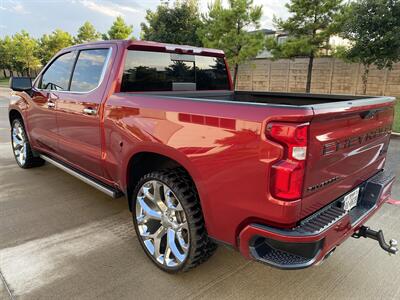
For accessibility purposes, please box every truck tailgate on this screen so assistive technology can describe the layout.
[301,97,395,218]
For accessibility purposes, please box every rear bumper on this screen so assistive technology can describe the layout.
[238,168,395,269]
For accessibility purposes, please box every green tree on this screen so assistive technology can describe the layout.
[266,0,343,93]
[141,0,202,46]
[38,29,74,65]
[0,38,5,77]
[12,31,41,76]
[75,21,101,44]
[340,0,400,95]
[104,16,134,40]
[0,36,15,77]
[199,0,265,87]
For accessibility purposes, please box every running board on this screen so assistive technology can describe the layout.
[40,155,123,199]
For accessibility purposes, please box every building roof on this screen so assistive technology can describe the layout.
[250,29,276,35]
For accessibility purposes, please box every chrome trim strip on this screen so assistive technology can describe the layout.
[40,154,120,198]
[95,47,113,92]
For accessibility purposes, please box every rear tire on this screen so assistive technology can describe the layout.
[11,119,44,169]
[132,168,217,273]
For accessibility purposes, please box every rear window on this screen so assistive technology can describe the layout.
[121,50,230,92]
[70,49,109,92]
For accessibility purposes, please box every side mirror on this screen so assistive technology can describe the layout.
[10,77,32,92]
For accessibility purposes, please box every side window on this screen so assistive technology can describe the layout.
[70,49,109,92]
[39,52,75,91]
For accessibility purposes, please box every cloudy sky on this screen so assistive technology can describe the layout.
[0,0,290,38]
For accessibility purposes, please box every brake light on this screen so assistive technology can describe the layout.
[266,122,309,200]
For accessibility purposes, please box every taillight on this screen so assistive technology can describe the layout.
[266,122,309,200]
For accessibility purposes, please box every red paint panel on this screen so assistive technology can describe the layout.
[302,105,394,217]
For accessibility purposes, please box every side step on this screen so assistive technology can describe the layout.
[40,155,123,199]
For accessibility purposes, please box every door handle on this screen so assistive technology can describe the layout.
[47,101,55,108]
[83,108,97,115]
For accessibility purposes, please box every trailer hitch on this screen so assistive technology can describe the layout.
[352,226,398,255]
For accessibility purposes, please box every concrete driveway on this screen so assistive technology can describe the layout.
[1,88,400,300]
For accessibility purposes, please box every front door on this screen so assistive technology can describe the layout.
[28,51,77,155]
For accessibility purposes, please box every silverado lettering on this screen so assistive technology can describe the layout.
[322,125,392,156]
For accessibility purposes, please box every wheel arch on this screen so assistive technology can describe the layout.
[9,109,23,125]
[124,150,205,213]
[9,108,33,144]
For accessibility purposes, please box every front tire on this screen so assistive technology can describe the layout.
[11,119,44,169]
[132,168,217,273]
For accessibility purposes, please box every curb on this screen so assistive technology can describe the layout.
[392,132,400,139]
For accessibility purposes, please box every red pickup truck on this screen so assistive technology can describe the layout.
[8,40,398,272]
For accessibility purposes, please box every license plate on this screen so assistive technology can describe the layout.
[342,187,360,211]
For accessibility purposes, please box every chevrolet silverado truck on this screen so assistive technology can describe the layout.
[8,40,398,272]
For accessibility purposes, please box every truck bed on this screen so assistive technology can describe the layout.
[137,90,383,106]
[117,89,395,222]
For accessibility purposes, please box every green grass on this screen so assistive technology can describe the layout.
[0,77,9,87]
[394,99,400,133]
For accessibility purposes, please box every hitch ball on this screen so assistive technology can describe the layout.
[389,239,398,255]
[352,226,398,255]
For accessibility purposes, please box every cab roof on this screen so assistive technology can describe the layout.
[65,40,225,57]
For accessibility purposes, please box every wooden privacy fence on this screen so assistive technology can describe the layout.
[236,57,400,97]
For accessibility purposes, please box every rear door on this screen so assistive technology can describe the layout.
[301,98,395,217]
[56,47,113,179]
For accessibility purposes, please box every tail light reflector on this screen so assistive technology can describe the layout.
[266,122,309,200]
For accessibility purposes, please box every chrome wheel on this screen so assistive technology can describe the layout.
[12,121,27,166]
[135,180,190,267]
